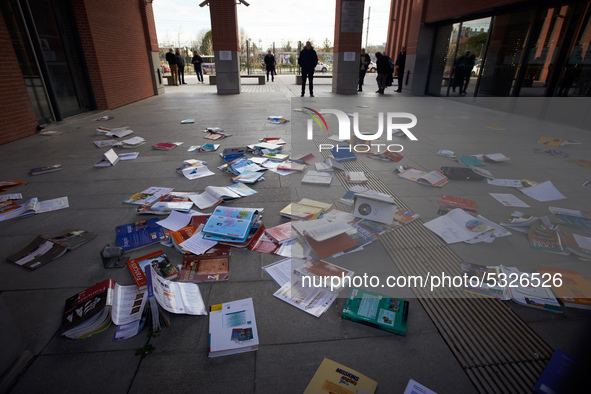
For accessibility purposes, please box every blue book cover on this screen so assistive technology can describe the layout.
[202,207,258,241]
[331,145,357,162]
[535,349,576,394]
[115,218,166,251]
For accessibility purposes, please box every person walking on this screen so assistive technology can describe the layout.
[452,51,471,94]
[264,50,276,82]
[462,54,476,94]
[375,52,390,94]
[358,48,371,92]
[165,48,178,86]
[298,41,318,97]
[192,51,204,83]
[394,46,406,93]
[175,48,186,85]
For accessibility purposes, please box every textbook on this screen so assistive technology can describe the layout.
[280,202,324,220]
[345,171,368,183]
[265,221,297,244]
[30,164,63,175]
[528,219,591,259]
[152,142,177,150]
[94,149,120,167]
[202,206,260,243]
[189,183,256,210]
[6,235,69,270]
[115,218,167,251]
[126,250,178,291]
[46,229,97,250]
[438,194,477,215]
[0,196,69,222]
[440,166,485,181]
[398,168,449,187]
[301,170,333,185]
[341,287,409,336]
[330,145,357,162]
[137,192,195,215]
[209,297,259,357]
[304,358,377,394]
[122,187,174,205]
[59,279,148,339]
[536,266,591,309]
[179,245,231,283]
[0,180,27,192]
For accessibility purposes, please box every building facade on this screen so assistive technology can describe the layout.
[387,0,591,99]
[0,0,163,145]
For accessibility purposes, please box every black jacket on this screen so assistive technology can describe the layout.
[192,55,203,66]
[175,53,185,69]
[376,56,391,74]
[165,51,177,65]
[395,51,406,70]
[298,47,318,73]
[264,54,276,70]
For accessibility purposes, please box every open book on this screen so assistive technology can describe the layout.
[398,168,449,187]
[189,183,256,209]
[0,196,69,222]
[528,218,591,259]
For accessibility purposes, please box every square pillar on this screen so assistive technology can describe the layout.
[209,0,241,95]
[333,0,365,95]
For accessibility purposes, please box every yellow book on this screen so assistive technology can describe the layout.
[304,358,377,394]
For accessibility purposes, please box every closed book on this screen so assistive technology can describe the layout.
[6,235,69,270]
[30,164,63,175]
[178,247,230,283]
[342,287,409,336]
[330,145,357,162]
[305,232,358,259]
[115,218,166,251]
[152,142,177,150]
[208,298,259,357]
[126,250,178,291]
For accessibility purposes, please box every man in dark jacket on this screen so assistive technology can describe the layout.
[375,52,390,94]
[264,50,276,82]
[165,48,178,86]
[192,51,204,83]
[394,46,406,93]
[358,48,371,92]
[175,48,186,85]
[298,41,318,97]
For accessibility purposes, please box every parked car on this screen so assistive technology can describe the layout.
[315,62,331,72]
[368,62,377,73]
[161,63,170,74]
[471,63,481,77]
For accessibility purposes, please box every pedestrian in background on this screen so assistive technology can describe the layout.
[192,51,204,83]
[358,48,371,92]
[175,48,186,85]
[375,52,390,94]
[264,50,276,82]
[298,41,318,97]
[165,48,178,86]
[394,46,406,93]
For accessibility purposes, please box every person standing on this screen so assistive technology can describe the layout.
[192,51,204,83]
[452,51,470,94]
[462,54,476,94]
[358,48,371,92]
[175,48,186,85]
[264,50,276,82]
[394,46,406,93]
[165,48,178,86]
[298,41,318,97]
[375,52,390,94]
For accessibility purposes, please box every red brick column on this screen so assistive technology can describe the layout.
[139,1,164,95]
[333,0,365,94]
[208,0,241,94]
[0,8,38,145]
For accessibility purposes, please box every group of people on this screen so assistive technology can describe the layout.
[165,48,205,86]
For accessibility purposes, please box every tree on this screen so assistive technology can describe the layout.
[199,30,213,56]
[465,33,488,58]
[282,41,292,52]
[190,30,206,54]
[289,53,296,66]
[322,38,332,53]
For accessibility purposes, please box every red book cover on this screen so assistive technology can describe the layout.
[438,194,477,215]
[152,142,177,150]
[265,222,295,243]
[178,245,231,283]
[248,226,280,254]
[305,233,358,259]
[59,279,115,334]
[126,250,178,291]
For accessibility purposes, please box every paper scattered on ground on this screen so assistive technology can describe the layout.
[489,193,531,208]
[156,211,193,232]
[487,178,523,188]
[520,180,567,202]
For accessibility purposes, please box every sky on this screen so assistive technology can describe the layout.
[153,0,391,50]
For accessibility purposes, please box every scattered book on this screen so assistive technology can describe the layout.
[231,170,264,184]
[528,219,591,259]
[354,193,397,225]
[119,136,146,148]
[537,266,591,309]
[549,206,591,234]
[368,150,404,162]
[178,245,231,283]
[94,139,120,148]
[208,297,259,357]
[94,115,113,121]
[189,183,256,209]
[152,142,178,150]
[330,145,357,162]
[534,349,576,394]
[342,287,409,336]
[439,166,484,181]
[290,153,320,164]
[438,194,477,215]
[30,164,63,175]
[0,196,69,222]
[96,126,132,138]
[94,148,120,167]
[0,180,27,192]
[305,232,358,259]
[265,222,297,244]
[248,226,280,254]
[180,118,194,124]
[122,187,174,205]
[404,379,437,394]
[6,235,69,270]
[301,170,333,185]
[202,206,260,243]
[137,191,195,215]
[345,171,368,183]
[126,250,178,291]
[304,358,378,394]
[280,202,324,221]
[46,229,97,250]
[458,156,485,166]
[398,168,449,187]
[277,162,306,172]
[115,218,167,251]
[220,147,247,161]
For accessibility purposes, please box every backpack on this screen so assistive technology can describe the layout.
[386,56,395,73]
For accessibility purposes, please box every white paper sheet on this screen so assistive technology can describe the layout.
[179,232,218,255]
[156,210,192,231]
[520,180,567,202]
[489,193,531,208]
[487,178,523,188]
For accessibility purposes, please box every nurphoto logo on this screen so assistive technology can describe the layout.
[303,107,418,153]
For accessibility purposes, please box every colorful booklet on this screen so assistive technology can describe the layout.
[202,207,259,242]
[208,298,259,357]
[30,164,63,175]
[115,218,167,251]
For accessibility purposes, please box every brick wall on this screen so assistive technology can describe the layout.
[0,8,38,145]
[209,0,240,51]
[72,0,155,109]
[424,0,524,23]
